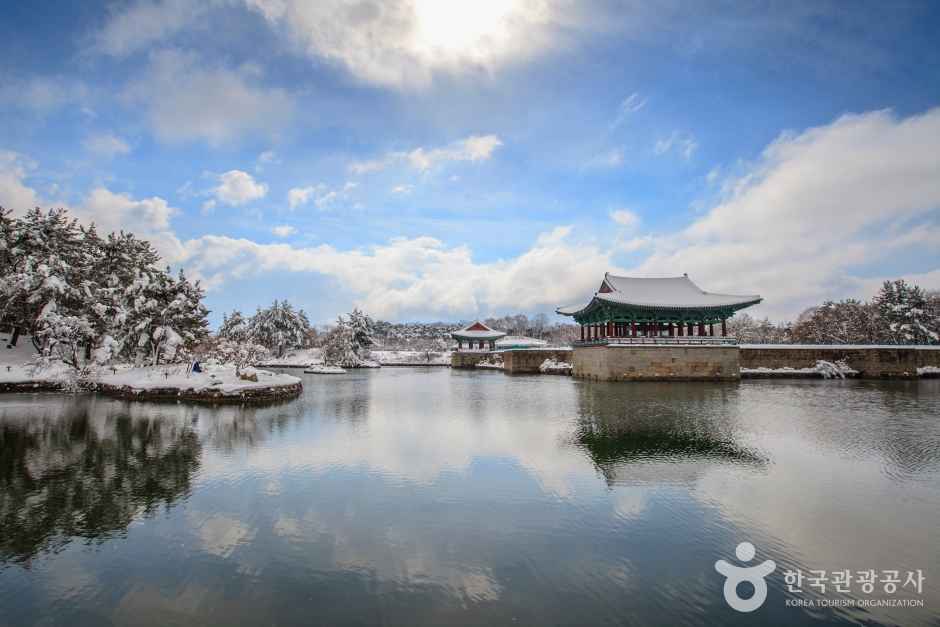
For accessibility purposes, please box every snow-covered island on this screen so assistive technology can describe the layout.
[0,336,302,403]
[93,364,302,403]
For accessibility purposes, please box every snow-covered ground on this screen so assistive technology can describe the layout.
[95,364,300,394]
[370,350,452,365]
[0,336,71,384]
[260,348,453,367]
[742,360,859,378]
[304,365,346,374]
[1,333,300,395]
[257,348,324,367]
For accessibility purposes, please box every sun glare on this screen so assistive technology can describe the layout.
[411,0,524,61]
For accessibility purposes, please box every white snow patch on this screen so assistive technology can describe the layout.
[539,358,572,374]
[304,365,347,374]
[95,363,299,394]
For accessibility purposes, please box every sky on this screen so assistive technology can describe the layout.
[1,0,940,327]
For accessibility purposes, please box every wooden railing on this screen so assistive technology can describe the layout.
[574,337,738,347]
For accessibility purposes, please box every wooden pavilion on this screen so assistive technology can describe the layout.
[557,273,761,342]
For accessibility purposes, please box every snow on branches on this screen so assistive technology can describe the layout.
[0,207,210,369]
[245,301,312,357]
[323,308,376,367]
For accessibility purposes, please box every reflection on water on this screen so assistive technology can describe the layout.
[573,383,766,486]
[0,371,937,626]
[0,397,200,563]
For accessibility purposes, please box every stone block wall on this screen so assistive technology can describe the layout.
[739,346,940,378]
[451,352,492,369]
[572,345,740,381]
[502,349,574,374]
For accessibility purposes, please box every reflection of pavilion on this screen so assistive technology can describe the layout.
[572,382,765,486]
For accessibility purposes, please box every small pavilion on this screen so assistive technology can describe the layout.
[557,273,761,342]
[452,321,506,351]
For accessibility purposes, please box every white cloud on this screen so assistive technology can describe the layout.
[287,186,314,209]
[124,49,293,145]
[633,107,940,319]
[212,170,268,206]
[92,0,208,57]
[654,131,698,160]
[271,225,296,237]
[288,182,351,209]
[350,134,502,174]
[175,226,615,318]
[255,149,279,172]
[609,208,640,231]
[391,184,413,195]
[0,77,90,113]
[586,147,624,169]
[610,92,646,129]
[0,152,40,213]
[245,0,569,88]
[83,133,131,158]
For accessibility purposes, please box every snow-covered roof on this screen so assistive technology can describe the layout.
[451,321,506,340]
[495,335,548,348]
[557,273,761,316]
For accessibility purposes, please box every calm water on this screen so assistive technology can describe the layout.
[0,369,938,626]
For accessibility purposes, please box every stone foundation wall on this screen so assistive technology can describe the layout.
[451,352,492,369]
[739,346,940,378]
[95,381,303,404]
[0,381,63,393]
[501,349,574,374]
[572,345,740,381]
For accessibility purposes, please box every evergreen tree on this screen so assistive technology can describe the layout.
[218,310,249,343]
[874,279,934,344]
[247,300,311,357]
[0,207,211,367]
[346,308,375,351]
[322,320,360,367]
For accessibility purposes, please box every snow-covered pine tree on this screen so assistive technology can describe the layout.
[346,308,375,353]
[927,291,940,344]
[218,309,250,343]
[874,279,934,344]
[1,208,88,352]
[247,300,311,357]
[322,317,360,367]
[0,207,211,367]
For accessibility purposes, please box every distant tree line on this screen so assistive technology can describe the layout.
[729,279,940,344]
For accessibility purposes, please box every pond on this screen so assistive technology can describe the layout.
[0,368,938,626]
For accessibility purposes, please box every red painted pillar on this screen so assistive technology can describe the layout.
[709,323,714,337]
[632,321,637,337]
[721,319,727,337]
[698,322,706,336]
[668,323,674,337]
[678,323,684,337]
[580,325,585,341]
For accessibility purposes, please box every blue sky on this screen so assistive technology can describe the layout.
[2,1,940,326]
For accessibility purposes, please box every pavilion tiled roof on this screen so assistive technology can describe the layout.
[451,321,506,340]
[557,273,761,316]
